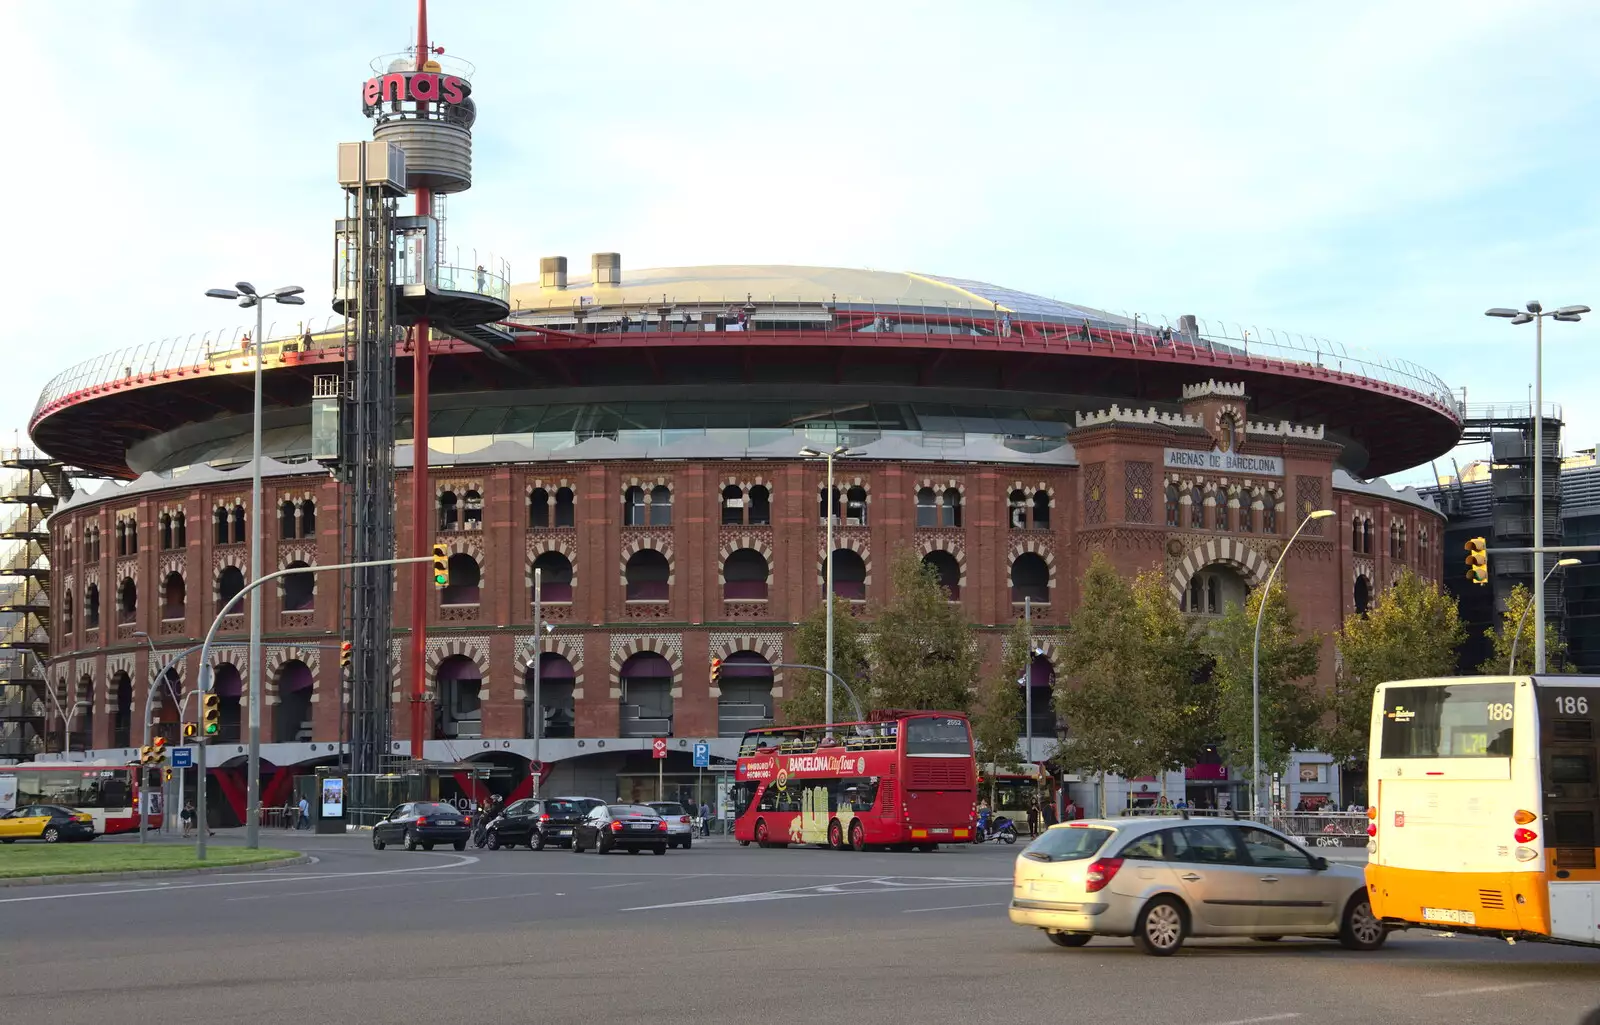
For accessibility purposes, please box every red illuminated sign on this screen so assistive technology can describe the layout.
[363,72,466,108]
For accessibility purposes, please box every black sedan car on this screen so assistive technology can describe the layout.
[484,797,594,850]
[371,802,470,851]
[571,804,669,855]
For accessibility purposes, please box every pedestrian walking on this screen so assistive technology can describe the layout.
[297,794,310,830]
[699,801,711,837]
[181,799,196,838]
[1026,800,1040,837]
[1062,796,1079,822]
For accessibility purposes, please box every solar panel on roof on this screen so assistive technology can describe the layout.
[916,273,1136,327]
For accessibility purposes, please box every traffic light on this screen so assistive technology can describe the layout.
[151,737,168,765]
[182,722,198,740]
[202,692,220,737]
[138,744,154,765]
[710,658,722,687]
[1464,536,1489,585]
[164,768,173,783]
[340,641,353,668]
[432,543,449,588]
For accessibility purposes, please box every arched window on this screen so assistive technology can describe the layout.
[1207,576,1221,615]
[844,486,867,526]
[230,505,246,544]
[723,548,769,601]
[1216,497,1232,532]
[648,485,673,526]
[217,566,245,610]
[111,671,132,747]
[1190,486,1206,529]
[1351,517,1362,552]
[279,500,297,540]
[1240,493,1255,533]
[1022,654,1057,739]
[1166,484,1181,527]
[114,521,126,557]
[117,577,136,625]
[529,488,550,528]
[723,484,746,526]
[160,513,173,551]
[1031,491,1050,530]
[1396,522,1406,561]
[526,654,576,739]
[434,654,482,740]
[61,590,73,633]
[532,551,573,602]
[84,583,100,629]
[1263,495,1279,535]
[717,652,775,736]
[820,486,841,525]
[623,486,647,527]
[162,572,185,621]
[748,485,771,526]
[619,652,673,737]
[922,550,961,600]
[555,487,576,528]
[463,489,483,528]
[442,553,481,605]
[76,675,94,752]
[1187,575,1203,614]
[273,660,315,743]
[1185,568,1249,616]
[916,487,938,528]
[1009,489,1029,529]
[439,490,460,530]
[625,549,670,601]
[942,488,962,527]
[1354,575,1371,616]
[214,508,229,545]
[173,510,186,548]
[300,499,316,537]
[1010,552,1049,604]
[828,549,867,600]
[1362,518,1373,554]
[281,561,314,611]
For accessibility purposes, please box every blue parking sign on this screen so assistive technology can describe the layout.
[171,747,193,768]
[692,742,710,768]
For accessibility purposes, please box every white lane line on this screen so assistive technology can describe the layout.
[1201,1015,1302,1025]
[0,853,481,904]
[902,902,1006,913]
[226,881,426,902]
[624,877,1009,911]
[456,891,541,902]
[592,882,645,890]
[1422,982,1541,998]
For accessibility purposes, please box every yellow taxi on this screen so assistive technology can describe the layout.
[0,804,96,843]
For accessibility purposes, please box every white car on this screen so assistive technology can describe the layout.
[646,802,695,849]
[1009,816,1385,956]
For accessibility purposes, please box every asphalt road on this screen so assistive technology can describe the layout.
[2,832,1596,1025]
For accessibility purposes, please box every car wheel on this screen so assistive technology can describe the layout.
[653,844,667,855]
[403,829,420,851]
[1047,932,1092,948]
[571,837,584,853]
[43,827,61,844]
[1132,896,1187,957]
[596,836,609,855]
[627,847,639,855]
[534,833,546,851]
[372,831,386,850]
[849,820,867,852]
[486,833,501,851]
[1339,894,1387,951]
[828,819,844,850]
[682,837,691,850]
[1252,936,1283,942]
[453,839,467,851]
[423,842,435,852]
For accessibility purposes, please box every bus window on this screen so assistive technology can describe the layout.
[730,780,759,817]
[904,717,971,756]
[1380,683,1514,758]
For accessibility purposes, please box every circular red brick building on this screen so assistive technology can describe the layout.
[30,262,1458,815]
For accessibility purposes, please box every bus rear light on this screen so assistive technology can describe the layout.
[1084,857,1124,893]
[1366,806,1378,820]
[1367,823,1378,836]
[1514,809,1537,825]
[1515,846,1539,862]
[1513,828,1538,844]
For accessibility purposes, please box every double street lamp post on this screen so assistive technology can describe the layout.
[204,282,305,850]
[799,444,852,729]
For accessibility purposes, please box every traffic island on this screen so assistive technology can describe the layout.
[0,845,307,886]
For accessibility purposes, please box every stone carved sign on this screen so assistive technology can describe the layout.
[1165,448,1282,477]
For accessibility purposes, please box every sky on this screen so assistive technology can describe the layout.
[6,0,1600,487]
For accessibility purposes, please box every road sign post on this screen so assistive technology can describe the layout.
[692,742,710,833]
[653,737,667,800]
[171,747,194,768]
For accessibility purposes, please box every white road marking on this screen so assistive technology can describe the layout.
[1201,1015,1302,1025]
[1422,982,1542,998]
[593,881,645,890]
[456,890,541,902]
[0,853,481,904]
[902,902,1006,913]
[624,876,1008,911]
[226,881,426,902]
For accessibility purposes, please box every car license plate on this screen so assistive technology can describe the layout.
[556,829,571,836]
[1028,880,1061,897]
[438,819,459,826]
[931,828,950,835]
[1421,907,1476,925]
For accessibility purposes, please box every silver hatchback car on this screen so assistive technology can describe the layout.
[1009,816,1385,956]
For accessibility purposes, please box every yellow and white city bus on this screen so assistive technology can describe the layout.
[1366,676,1600,946]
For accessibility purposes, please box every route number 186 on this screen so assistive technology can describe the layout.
[1554,695,1591,716]
[1486,702,1514,722]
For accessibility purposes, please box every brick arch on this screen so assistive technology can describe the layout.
[204,647,248,687]
[609,636,684,695]
[1168,538,1271,605]
[264,645,322,680]
[526,535,579,591]
[621,475,675,499]
[1007,537,1056,589]
[915,476,966,496]
[818,534,872,587]
[717,534,775,585]
[276,550,320,603]
[621,534,676,585]
[514,634,585,701]
[709,634,783,666]
[916,535,967,587]
[1007,479,1057,505]
[426,637,492,701]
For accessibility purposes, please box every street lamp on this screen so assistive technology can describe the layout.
[527,565,557,794]
[1485,301,1589,674]
[131,629,160,843]
[1508,558,1581,673]
[799,444,851,729]
[205,281,305,851]
[1251,507,1334,819]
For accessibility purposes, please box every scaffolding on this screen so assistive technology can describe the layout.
[0,448,63,762]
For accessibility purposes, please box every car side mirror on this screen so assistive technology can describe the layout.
[1310,856,1329,871]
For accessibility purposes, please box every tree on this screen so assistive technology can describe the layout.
[1479,582,1573,675]
[781,595,869,725]
[1202,585,1323,791]
[868,549,981,712]
[971,618,1029,805]
[1326,569,1464,765]
[1053,554,1207,810]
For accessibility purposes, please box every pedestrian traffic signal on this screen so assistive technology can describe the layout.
[201,692,220,737]
[340,641,353,669]
[710,658,722,687]
[432,544,449,588]
[1464,536,1489,585]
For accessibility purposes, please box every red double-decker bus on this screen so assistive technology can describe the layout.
[731,711,977,851]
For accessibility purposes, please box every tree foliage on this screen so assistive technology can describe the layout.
[1325,569,1464,764]
[868,549,981,712]
[972,618,1030,787]
[1479,582,1573,675]
[1053,554,1207,784]
[1202,585,1323,780]
[782,595,870,725]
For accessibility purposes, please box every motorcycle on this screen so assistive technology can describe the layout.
[974,815,1018,844]
[472,810,504,849]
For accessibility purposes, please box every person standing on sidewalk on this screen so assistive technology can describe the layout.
[1026,800,1041,837]
[699,801,712,837]
[297,794,310,830]
[181,800,196,839]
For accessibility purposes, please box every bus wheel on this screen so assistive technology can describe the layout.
[754,819,770,848]
[828,820,844,850]
[849,820,867,852]
[1339,894,1387,951]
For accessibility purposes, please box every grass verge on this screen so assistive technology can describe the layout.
[0,844,297,879]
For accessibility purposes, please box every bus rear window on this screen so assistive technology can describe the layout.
[1380,683,1515,759]
[903,717,971,756]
